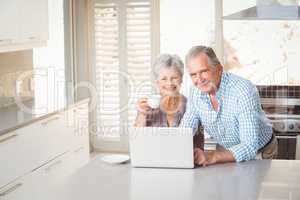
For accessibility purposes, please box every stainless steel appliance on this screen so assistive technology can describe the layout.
[266,113,300,160]
[259,86,300,160]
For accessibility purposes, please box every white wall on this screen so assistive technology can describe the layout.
[160,0,216,97]
[0,50,33,98]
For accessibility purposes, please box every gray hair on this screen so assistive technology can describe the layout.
[153,54,184,80]
[185,46,220,68]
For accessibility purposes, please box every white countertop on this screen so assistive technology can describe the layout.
[56,156,300,200]
[0,99,89,136]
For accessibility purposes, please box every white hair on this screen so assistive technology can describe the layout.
[153,54,184,80]
[186,45,221,68]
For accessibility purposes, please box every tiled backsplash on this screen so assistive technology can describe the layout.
[257,86,300,98]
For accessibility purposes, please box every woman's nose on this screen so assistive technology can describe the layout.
[165,79,173,85]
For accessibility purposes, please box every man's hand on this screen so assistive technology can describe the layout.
[194,148,206,166]
[194,148,236,167]
[194,149,217,167]
[203,151,218,166]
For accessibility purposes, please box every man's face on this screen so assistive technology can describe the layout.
[187,53,221,94]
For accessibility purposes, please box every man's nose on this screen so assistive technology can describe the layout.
[194,73,203,82]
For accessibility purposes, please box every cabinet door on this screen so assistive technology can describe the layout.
[0,0,19,42]
[39,113,70,159]
[63,102,89,149]
[73,103,89,148]
[19,0,48,42]
[0,131,22,188]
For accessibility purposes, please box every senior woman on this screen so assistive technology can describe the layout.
[134,54,203,149]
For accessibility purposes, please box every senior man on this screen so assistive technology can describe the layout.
[180,45,277,166]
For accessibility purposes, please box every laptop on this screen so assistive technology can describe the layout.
[129,127,194,168]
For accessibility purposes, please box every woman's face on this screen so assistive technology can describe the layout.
[156,67,182,96]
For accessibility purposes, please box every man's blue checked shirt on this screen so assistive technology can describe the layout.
[180,72,273,162]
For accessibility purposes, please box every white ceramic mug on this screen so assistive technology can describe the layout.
[147,94,161,109]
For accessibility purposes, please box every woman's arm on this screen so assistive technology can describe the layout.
[134,98,151,127]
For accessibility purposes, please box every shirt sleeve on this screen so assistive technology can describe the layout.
[228,84,262,162]
[180,87,201,135]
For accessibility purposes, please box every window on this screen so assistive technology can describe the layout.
[89,0,159,151]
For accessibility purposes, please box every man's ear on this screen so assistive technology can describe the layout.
[217,64,223,70]
[213,64,222,72]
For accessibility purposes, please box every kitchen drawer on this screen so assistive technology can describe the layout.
[0,121,44,188]
[0,113,69,188]
[66,146,90,174]
[0,151,68,200]
[0,147,89,200]
[29,148,89,200]
[0,172,33,200]
[38,113,70,160]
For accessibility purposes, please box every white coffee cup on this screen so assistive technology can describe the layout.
[147,94,161,109]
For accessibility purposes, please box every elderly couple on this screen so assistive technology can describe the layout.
[134,45,278,166]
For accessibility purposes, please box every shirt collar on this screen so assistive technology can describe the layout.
[216,71,228,100]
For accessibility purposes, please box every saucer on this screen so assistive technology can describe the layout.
[101,154,130,164]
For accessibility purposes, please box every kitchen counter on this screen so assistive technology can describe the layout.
[59,157,300,200]
[0,98,89,136]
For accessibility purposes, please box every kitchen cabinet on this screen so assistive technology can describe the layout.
[0,146,89,200]
[0,1,19,44]
[0,100,89,191]
[0,122,44,188]
[0,0,49,53]
[38,113,70,160]
[19,0,49,43]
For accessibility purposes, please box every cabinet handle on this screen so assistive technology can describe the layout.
[0,134,18,144]
[76,107,87,110]
[0,39,12,44]
[73,107,87,113]
[41,116,60,126]
[0,183,23,196]
[27,36,36,40]
[276,135,297,139]
[44,160,62,173]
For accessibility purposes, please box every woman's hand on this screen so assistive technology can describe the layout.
[136,98,151,115]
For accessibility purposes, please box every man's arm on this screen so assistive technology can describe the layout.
[180,87,201,132]
[227,84,263,162]
[180,88,204,164]
[193,125,204,150]
[199,84,262,166]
